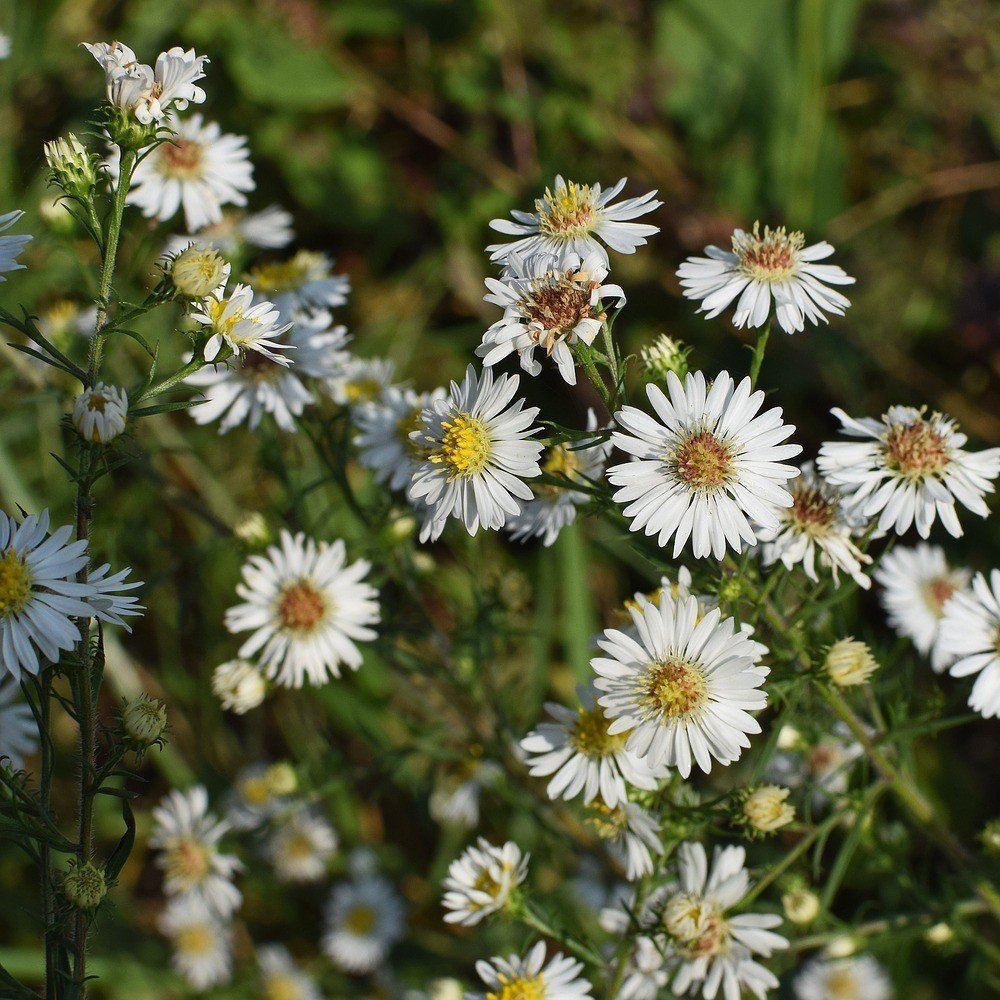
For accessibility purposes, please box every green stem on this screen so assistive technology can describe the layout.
[38,674,56,1000]
[748,322,771,388]
[518,905,604,966]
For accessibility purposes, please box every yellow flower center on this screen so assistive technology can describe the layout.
[207,297,245,338]
[265,976,305,1000]
[247,251,326,296]
[662,894,729,958]
[472,869,504,898]
[535,443,581,498]
[159,139,205,180]
[733,222,804,282]
[884,419,950,478]
[583,801,627,840]
[642,659,709,719]
[536,181,597,237]
[344,378,382,404]
[0,550,32,618]
[165,837,212,888]
[284,831,317,860]
[569,707,627,758]
[825,968,860,999]
[175,923,216,957]
[278,581,328,632]
[344,904,378,935]
[240,775,273,807]
[398,409,430,458]
[672,431,734,492]
[488,974,546,1000]
[431,414,492,478]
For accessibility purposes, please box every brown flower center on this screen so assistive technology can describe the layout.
[733,222,804,282]
[278,581,327,632]
[884,420,950,478]
[789,484,836,534]
[523,277,601,352]
[672,431,734,492]
[159,139,204,180]
[642,659,708,719]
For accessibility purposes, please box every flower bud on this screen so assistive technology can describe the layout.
[120,694,167,747]
[212,659,266,715]
[105,105,160,152]
[742,784,795,833]
[640,335,690,382]
[782,886,820,925]
[71,383,128,445]
[44,135,98,199]
[170,246,228,299]
[825,638,878,687]
[428,979,464,1000]
[234,512,271,548]
[264,761,298,797]
[825,935,857,959]
[924,922,953,945]
[62,861,107,910]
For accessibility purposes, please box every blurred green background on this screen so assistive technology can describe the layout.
[1,0,999,996]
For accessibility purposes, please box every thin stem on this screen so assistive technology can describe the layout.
[38,674,56,999]
[518,904,604,967]
[748,321,771,388]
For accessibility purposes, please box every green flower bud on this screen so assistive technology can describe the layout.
[62,861,107,911]
[640,335,690,382]
[44,135,99,200]
[120,694,167,748]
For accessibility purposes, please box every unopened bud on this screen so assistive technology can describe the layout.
[62,861,107,910]
[44,135,98,199]
[782,886,820,925]
[212,659,266,715]
[825,935,856,959]
[234,512,271,548]
[72,383,128,445]
[924,922,953,945]
[640,335,690,382]
[264,762,297,797]
[121,694,167,747]
[742,784,795,833]
[170,246,228,299]
[825,638,878,687]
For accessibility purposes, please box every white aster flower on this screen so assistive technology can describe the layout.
[408,364,543,542]
[193,282,293,365]
[755,462,872,588]
[794,955,892,1000]
[322,875,405,975]
[150,786,243,917]
[0,677,37,770]
[938,570,1000,719]
[327,356,396,409]
[212,659,267,714]
[225,762,297,831]
[257,944,321,1000]
[247,250,350,322]
[165,204,295,256]
[488,175,661,266]
[111,114,253,232]
[873,544,969,672]
[520,684,664,809]
[71,382,128,444]
[158,895,232,992]
[225,529,380,688]
[677,222,854,335]
[506,412,611,548]
[266,808,339,884]
[584,799,664,881]
[354,385,447,492]
[470,941,592,1000]
[186,311,348,432]
[442,838,528,926]
[817,405,1000,539]
[593,591,769,778]
[656,842,787,1000]
[0,210,31,279]
[0,510,95,682]
[608,370,801,559]
[478,250,625,384]
[767,725,863,803]
[618,937,670,1000]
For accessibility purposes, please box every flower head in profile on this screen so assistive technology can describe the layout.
[151,787,242,917]
[192,282,293,365]
[247,250,350,321]
[583,799,664,881]
[825,638,878,687]
[0,210,31,280]
[794,954,892,1000]
[608,370,801,559]
[488,175,661,266]
[873,544,969,672]
[520,684,665,809]
[442,838,528,926]
[211,659,267,714]
[266,808,339,884]
[225,530,380,688]
[677,222,854,335]
[158,896,232,992]
[322,874,405,974]
[408,365,543,542]
[593,591,769,777]
[0,677,37,770]
[478,250,625,385]
[938,570,1000,719]
[818,405,1000,539]
[72,383,128,444]
[469,941,593,1000]
[257,944,321,1000]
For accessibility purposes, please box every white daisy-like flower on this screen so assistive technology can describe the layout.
[354,386,447,493]
[677,222,854,335]
[84,42,208,125]
[0,510,96,682]
[165,204,295,256]
[84,561,144,629]
[247,250,350,322]
[520,684,664,809]
[71,382,128,444]
[408,364,543,542]
[186,311,349,433]
[477,250,625,385]
[192,282,293,365]
[470,941,592,1000]
[322,874,405,975]
[150,786,243,917]
[442,838,528,926]
[608,370,801,559]
[327,356,396,409]
[618,937,670,1000]
[429,760,501,829]
[794,955,892,1000]
[0,210,30,280]
[111,114,253,232]
[257,944,321,1000]
[938,570,1000,719]
[225,762,297,831]
[487,176,661,266]
[0,677,37,770]
[212,659,267,714]
[817,406,1000,539]
[873,544,969,672]
[506,412,611,548]
[225,529,380,688]
[266,808,339,884]
[766,725,863,803]
[755,462,872,589]
[593,591,769,778]
[584,799,664,881]
[158,895,232,992]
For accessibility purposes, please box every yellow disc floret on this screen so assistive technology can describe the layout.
[431,414,492,479]
[0,550,32,618]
